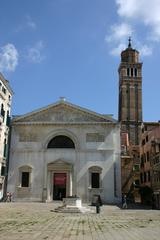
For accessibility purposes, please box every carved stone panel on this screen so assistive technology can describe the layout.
[19,128,38,142]
[17,105,109,123]
[86,133,105,142]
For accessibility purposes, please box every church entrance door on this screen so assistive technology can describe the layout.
[53,173,66,200]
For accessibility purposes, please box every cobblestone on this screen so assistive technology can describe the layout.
[0,203,160,240]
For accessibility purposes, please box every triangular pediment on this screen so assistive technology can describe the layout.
[13,100,116,124]
[48,159,73,171]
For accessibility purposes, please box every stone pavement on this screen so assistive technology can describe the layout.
[0,202,160,240]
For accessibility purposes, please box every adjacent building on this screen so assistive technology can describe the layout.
[7,99,121,203]
[121,132,140,201]
[0,73,13,200]
[140,122,160,208]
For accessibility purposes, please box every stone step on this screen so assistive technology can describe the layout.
[54,206,81,213]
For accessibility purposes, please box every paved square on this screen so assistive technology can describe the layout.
[0,202,160,240]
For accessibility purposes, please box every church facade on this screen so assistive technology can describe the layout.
[7,98,121,203]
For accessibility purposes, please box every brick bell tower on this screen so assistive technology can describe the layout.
[118,38,143,145]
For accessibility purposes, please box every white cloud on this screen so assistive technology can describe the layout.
[14,15,36,33]
[116,0,160,41]
[105,23,133,42]
[27,41,45,63]
[139,45,153,56]
[110,43,126,56]
[26,15,36,30]
[0,43,19,72]
[106,0,160,56]
[105,23,133,56]
[116,0,143,18]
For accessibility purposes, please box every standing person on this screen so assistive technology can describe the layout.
[122,193,124,207]
[96,196,101,214]
[6,192,10,202]
[9,192,12,202]
[122,194,127,209]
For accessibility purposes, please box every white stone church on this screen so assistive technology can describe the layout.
[7,98,121,204]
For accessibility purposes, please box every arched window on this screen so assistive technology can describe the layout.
[47,135,75,148]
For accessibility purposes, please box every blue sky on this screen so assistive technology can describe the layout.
[0,0,160,121]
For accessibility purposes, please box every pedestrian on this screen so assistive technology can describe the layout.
[5,192,12,202]
[122,194,127,209]
[6,192,10,202]
[95,195,101,213]
[9,192,12,202]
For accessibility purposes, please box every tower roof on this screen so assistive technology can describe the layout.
[128,36,132,48]
[121,38,140,63]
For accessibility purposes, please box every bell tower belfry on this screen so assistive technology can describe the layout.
[118,38,143,145]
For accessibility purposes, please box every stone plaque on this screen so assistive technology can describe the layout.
[19,133,37,142]
[86,133,105,142]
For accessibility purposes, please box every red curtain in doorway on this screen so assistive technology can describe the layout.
[54,173,66,186]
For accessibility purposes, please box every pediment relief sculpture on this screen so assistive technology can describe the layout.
[13,101,116,124]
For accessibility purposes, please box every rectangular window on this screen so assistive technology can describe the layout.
[133,164,139,171]
[134,179,140,187]
[3,140,7,158]
[140,155,144,167]
[148,171,150,182]
[131,68,133,76]
[140,173,143,183]
[134,68,137,77]
[1,166,5,176]
[156,144,159,153]
[1,108,5,118]
[91,173,100,188]
[6,114,10,127]
[2,86,6,94]
[21,172,29,187]
[142,139,145,146]
[144,172,146,183]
